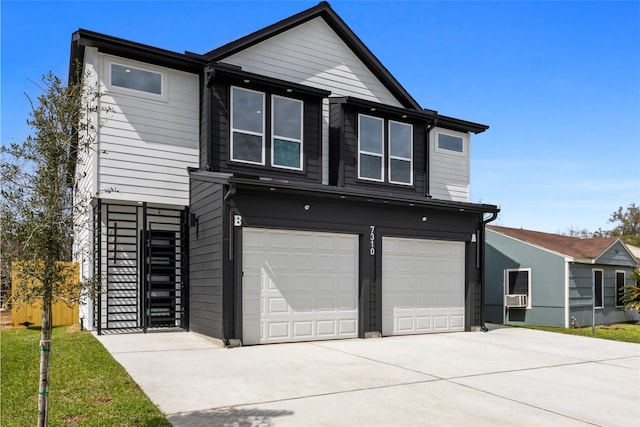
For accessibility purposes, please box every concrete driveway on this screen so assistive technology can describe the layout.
[96,325,640,427]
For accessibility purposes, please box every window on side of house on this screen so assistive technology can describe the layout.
[110,63,163,96]
[506,268,531,308]
[388,121,413,185]
[272,95,303,170]
[593,269,604,308]
[615,271,625,307]
[358,114,384,181]
[231,87,265,165]
[436,132,464,154]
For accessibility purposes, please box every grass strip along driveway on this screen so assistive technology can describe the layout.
[1,326,170,426]
[519,323,640,343]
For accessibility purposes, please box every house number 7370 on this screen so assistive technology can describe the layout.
[369,226,375,256]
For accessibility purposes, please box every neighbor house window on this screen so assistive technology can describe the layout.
[388,121,413,185]
[615,271,625,307]
[110,63,162,95]
[437,132,464,153]
[272,95,303,170]
[506,268,531,308]
[231,87,265,165]
[593,269,603,308]
[358,115,384,181]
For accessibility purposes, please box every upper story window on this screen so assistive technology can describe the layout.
[105,58,167,101]
[358,114,412,185]
[437,132,464,154]
[358,115,384,182]
[272,96,303,170]
[231,87,265,165]
[231,86,304,170]
[388,121,413,185]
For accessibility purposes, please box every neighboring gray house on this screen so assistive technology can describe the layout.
[485,225,639,328]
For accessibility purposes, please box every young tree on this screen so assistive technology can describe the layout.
[1,68,101,426]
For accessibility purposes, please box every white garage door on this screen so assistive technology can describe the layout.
[382,237,465,335]
[242,228,359,345]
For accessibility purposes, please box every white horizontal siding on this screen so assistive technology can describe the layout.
[96,53,200,205]
[222,17,403,107]
[429,128,470,202]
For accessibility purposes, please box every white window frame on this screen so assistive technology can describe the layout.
[271,95,304,171]
[593,269,604,309]
[505,268,532,309]
[388,120,413,186]
[230,86,266,166]
[435,130,467,156]
[105,57,167,102]
[615,270,625,308]
[358,114,384,182]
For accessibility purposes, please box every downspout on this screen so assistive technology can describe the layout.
[424,118,438,198]
[479,210,499,331]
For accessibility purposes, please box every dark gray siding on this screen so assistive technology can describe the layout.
[189,178,225,338]
[204,81,323,183]
[330,104,427,197]
[229,187,483,334]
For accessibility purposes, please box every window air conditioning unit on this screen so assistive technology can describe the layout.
[505,294,528,308]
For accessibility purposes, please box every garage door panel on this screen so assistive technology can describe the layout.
[243,228,358,345]
[383,237,465,336]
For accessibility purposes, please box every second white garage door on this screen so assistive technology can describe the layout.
[382,237,465,336]
[242,228,359,345]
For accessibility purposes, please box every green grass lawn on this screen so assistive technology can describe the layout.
[517,323,640,344]
[1,326,171,426]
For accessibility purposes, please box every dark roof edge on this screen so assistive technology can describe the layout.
[70,29,205,78]
[189,170,500,214]
[436,114,489,135]
[206,1,422,111]
[330,96,436,122]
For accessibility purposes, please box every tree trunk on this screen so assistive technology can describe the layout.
[38,297,52,427]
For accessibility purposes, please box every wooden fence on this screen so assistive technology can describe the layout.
[11,262,79,328]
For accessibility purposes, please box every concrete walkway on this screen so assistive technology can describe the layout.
[96,325,640,426]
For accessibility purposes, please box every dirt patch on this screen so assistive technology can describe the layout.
[64,415,85,425]
[89,396,113,405]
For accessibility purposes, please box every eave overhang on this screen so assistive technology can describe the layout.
[207,63,331,98]
[189,169,500,215]
[70,28,205,82]
[330,96,436,124]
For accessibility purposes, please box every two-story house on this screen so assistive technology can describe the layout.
[71,2,499,345]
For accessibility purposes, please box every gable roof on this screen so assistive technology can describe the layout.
[487,225,622,261]
[205,1,421,111]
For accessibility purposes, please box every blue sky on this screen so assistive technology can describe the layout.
[2,1,638,234]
